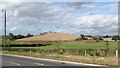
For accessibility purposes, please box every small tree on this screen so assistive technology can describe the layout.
[106,35,109,38]
[93,37,97,40]
[112,35,119,41]
[103,35,111,38]
[80,34,86,40]
[26,33,33,37]
[75,37,82,41]
[8,33,14,40]
[96,38,99,42]
[99,37,103,40]
[16,34,25,39]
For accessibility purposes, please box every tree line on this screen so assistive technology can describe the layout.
[75,34,120,41]
[2,32,120,41]
[5,31,53,40]
[7,33,33,40]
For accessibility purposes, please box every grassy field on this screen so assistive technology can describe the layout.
[1,38,118,66]
[0,32,118,49]
[0,36,118,49]
[40,41,118,49]
[11,41,118,49]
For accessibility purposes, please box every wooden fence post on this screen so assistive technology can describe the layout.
[116,50,118,57]
[85,50,87,56]
[30,50,31,53]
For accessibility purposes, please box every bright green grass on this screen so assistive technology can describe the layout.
[39,41,118,49]
[11,41,118,49]
[0,37,15,45]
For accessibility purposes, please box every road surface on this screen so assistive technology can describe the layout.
[1,55,117,68]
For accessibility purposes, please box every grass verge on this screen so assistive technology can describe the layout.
[2,51,118,67]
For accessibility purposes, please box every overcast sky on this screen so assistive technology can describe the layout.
[0,0,119,36]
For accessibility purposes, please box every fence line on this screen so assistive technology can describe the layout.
[7,48,118,57]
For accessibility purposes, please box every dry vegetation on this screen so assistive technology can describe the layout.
[15,33,80,42]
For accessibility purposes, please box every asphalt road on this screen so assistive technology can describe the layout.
[1,55,117,68]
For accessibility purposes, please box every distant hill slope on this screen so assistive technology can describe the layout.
[15,33,80,42]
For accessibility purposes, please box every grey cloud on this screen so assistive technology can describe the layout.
[72,15,118,35]
[1,2,118,35]
[17,2,50,17]
[16,2,63,23]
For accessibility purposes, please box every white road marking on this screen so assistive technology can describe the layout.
[34,63,44,66]
[8,61,21,66]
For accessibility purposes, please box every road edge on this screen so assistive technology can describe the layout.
[3,54,106,66]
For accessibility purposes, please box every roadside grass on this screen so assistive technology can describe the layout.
[2,51,118,67]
